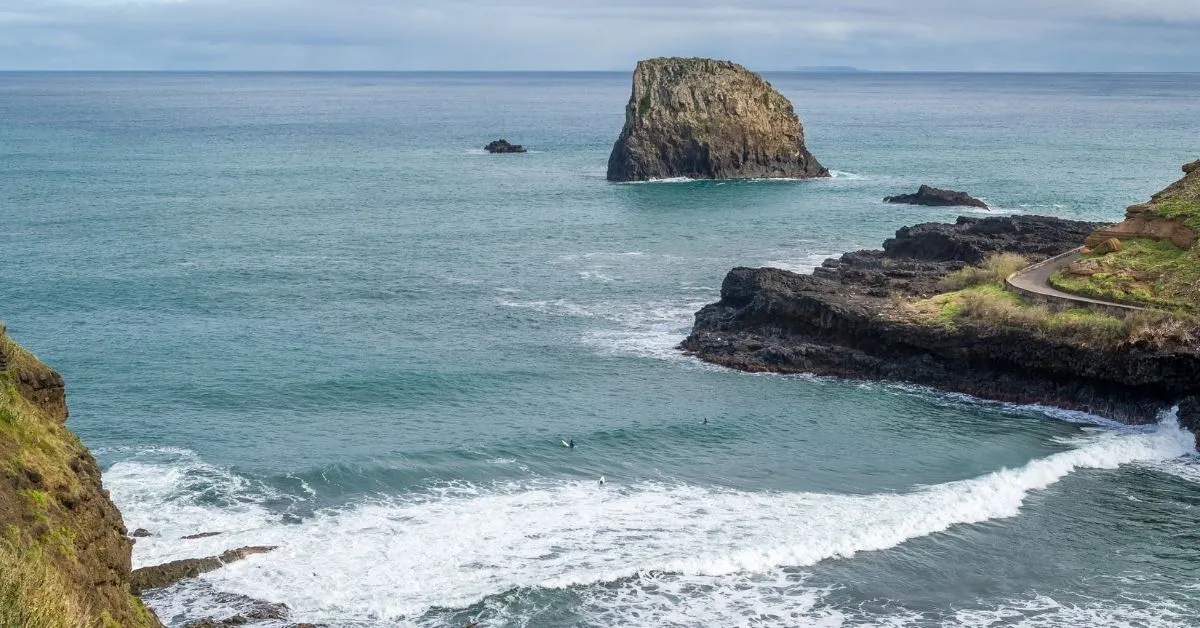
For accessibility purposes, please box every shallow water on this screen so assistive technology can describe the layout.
[2,71,1199,627]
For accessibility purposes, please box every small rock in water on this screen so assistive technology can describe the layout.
[484,139,527,153]
[181,531,222,540]
[884,185,988,209]
[131,528,152,538]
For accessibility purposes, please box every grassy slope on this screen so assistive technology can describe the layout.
[1049,163,1200,311]
[903,254,1188,349]
[1050,238,1200,310]
[0,333,158,628]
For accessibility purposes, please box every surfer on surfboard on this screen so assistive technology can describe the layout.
[562,438,576,449]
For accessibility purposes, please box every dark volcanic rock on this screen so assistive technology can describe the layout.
[182,531,222,539]
[811,215,1102,298]
[1180,396,1200,446]
[606,57,828,182]
[484,139,526,153]
[132,527,152,537]
[885,185,989,209]
[680,215,1200,426]
[132,545,277,593]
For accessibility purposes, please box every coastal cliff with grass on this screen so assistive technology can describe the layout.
[0,327,161,628]
[681,164,1200,434]
[1052,160,1200,311]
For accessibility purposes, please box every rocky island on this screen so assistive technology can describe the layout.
[681,163,1200,437]
[484,139,527,153]
[885,185,989,209]
[606,57,829,182]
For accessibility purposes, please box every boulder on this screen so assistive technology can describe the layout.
[484,139,526,153]
[884,185,989,209]
[131,528,152,537]
[1091,238,1122,255]
[606,57,828,181]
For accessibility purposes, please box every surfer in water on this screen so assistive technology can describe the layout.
[563,438,575,449]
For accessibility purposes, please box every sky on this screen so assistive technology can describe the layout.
[2,0,1199,71]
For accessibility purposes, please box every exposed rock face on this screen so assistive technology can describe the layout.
[884,185,988,209]
[680,215,1200,425]
[132,546,277,593]
[606,57,829,182]
[484,139,526,154]
[0,328,162,627]
[1085,161,1200,249]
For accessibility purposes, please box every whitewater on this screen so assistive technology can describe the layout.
[110,414,1196,627]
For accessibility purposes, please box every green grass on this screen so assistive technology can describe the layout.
[1048,238,1200,310]
[917,284,1134,346]
[908,253,1190,347]
[1152,197,1200,232]
[938,253,1029,291]
[0,333,160,628]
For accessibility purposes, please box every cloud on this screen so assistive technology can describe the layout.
[1,0,1198,70]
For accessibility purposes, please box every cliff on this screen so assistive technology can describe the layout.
[0,326,161,628]
[680,215,1200,432]
[606,57,829,182]
[1059,160,1200,310]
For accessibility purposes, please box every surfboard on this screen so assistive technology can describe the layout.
[562,440,571,448]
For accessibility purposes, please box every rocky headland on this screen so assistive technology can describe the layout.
[606,57,829,182]
[885,185,989,209]
[680,212,1200,435]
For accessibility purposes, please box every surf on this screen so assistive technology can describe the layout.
[108,416,1195,624]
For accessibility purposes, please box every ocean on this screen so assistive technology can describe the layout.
[2,71,1199,627]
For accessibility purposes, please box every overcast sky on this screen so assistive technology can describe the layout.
[2,0,1198,71]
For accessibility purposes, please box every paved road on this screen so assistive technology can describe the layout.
[1005,248,1147,312]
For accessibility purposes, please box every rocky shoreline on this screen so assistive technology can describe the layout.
[680,215,1200,434]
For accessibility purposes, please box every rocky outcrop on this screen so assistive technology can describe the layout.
[132,546,277,593]
[1085,161,1200,250]
[884,185,988,209]
[606,57,828,182]
[484,139,526,154]
[0,327,162,627]
[680,215,1200,425]
[809,215,1101,297]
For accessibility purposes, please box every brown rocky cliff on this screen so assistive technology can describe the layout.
[0,326,161,627]
[606,57,829,182]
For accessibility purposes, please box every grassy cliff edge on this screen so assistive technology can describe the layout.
[0,327,160,628]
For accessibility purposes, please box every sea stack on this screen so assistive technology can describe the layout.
[606,57,829,182]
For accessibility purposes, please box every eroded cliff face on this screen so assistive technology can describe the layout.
[680,216,1200,427]
[0,326,161,628]
[606,57,829,182]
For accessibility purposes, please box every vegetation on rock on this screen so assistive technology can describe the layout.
[606,57,828,181]
[1056,161,1200,311]
[0,329,161,628]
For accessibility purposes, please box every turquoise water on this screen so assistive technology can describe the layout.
[2,72,1200,627]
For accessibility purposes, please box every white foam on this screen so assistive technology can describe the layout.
[764,252,838,275]
[124,420,1195,625]
[498,297,708,361]
[948,593,1198,628]
[104,448,302,568]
